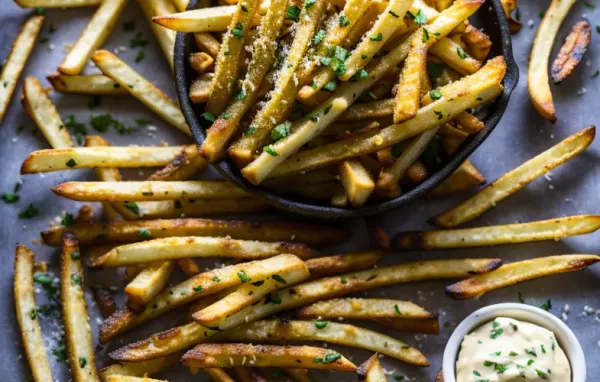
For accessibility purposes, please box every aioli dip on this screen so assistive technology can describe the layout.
[456,317,571,381]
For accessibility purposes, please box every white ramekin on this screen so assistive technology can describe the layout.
[442,303,586,382]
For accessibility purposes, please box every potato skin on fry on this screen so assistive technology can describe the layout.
[551,19,591,84]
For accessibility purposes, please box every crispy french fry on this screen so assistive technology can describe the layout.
[52,180,250,202]
[0,15,44,124]
[21,145,195,174]
[139,198,272,218]
[500,0,522,33]
[22,77,74,149]
[215,320,429,366]
[462,25,492,61]
[182,344,356,371]
[41,218,348,247]
[14,245,54,382]
[192,265,310,327]
[152,5,237,32]
[429,37,482,75]
[204,0,261,116]
[453,111,484,133]
[528,0,576,122]
[101,254,306,343]
[92,50,191,136]
[340,159,375,207]
[340,0,414,81]
[178,258,201,277]
[433,126,595,227]
[338,99,395,122]
[242,1,487,184]
[374,317,440,334]
[446,255,600,299]
[426,160,485,199]
[551,19,591,84]
[171,0,222,59]
[60,233,100,381]
[357,354,386,382]
[200,0,289,160]
[189,52,214,74]
[137,0,177,71]
[296,298,435,320]
[146,148,207,181]
[304,251,382,279]
[268,57,505,179]
[100,353,183,379]
[58,0,127,75]
[190,74,214,103]
[15,0,100,6]
[47,73,128,95]
[125,261,175,311]
[92,286,117,318]
[226,0,327,165]
[74,205,94,224]
[398,215,600,249]
[89,236,318,267]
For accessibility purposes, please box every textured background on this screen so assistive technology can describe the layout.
[1,1,599,380]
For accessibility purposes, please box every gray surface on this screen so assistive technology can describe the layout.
[1,1,599,381]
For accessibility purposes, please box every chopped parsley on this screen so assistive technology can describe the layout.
[305,0,315,8]
[212,276,221,283]
[339,15,350,27]
[136,118,152,126]
[272,275,287,284]
[64,115,87,145]
[71,273,83,286]
[19,204,39,219]
[65,159,77,168]
[349,69,368,82]
[389,10,399,18]
[244,126,257,136]
[540,299,552,311]
[509,351,519,356]
[135,51,145,63]
[413,10,427,26]
[90,114,133,135]
[429,89,442,100]
[123,201,140,214]
[457,46,467,59]
[201,112,216,123]
[394,304,402,315]
[535,369,548,378]
[324,81,337,91]
[2,192,19,203]
[264,145,278,156]
[370,33,383,42]
[237,271,251,283]
[323,104,333,115]
[314,29,326,45]
[138,228,152,238]
[518,291,525,303]
[525,348,537,357]
[232,22,244,39]
[265,294,282,304]
[236,88,246,100]
[129,33,148,48]
[193,285,204,293]
[79,357,87,368]
[313,353,341,364]
[593,70,600,78]
[271,122,291,141]
[583,1,596,9]
[314,320,328,329]
[29,308,37,319]
[70,251,81,261]
[286,5,301,22]
[221,112,232,120]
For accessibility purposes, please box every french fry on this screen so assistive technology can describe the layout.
[146,148,207,181]
[21,145,195,174]
[106,377,167,382]
[426,160,485,199]
[192,265,310,327]
[429,37,482,75]
[398,215,600,249]
[304,251,382,279]
[433,126,595,227]
[15,0,100,6]
[47,73,128,95]
[453,111,484,133]
[338,99,395,122]
[462,25,492,61]
[204,0,261,116]
[92,286,117,318]
[52,180,250,202]
[500,0,522,33]
[58,0,127,75]
[528,0,576,122]
[339,159,375,207]
[181,344,357,371]
[41,218,348,247]
[101,254,306,343]
[14,245,54,382]
[446,255,600,299]
[100,353,183,379]
[137,0,177,71]
[171,0,222,59]
[205,368,235,382]
[242,1,488,184]
[296,298,435,320]
[551,19,591,84]
[200,0,289,160]
[75,204,94,224]
[92,50,191,136]
[267,58,505,179]
[152,5,238,32]
[125,261,175,311]
[374,316,440,334]
[189,52,214,74]
[340,0,414,81]
[226,0,327,165]
[357,354,386,382]
[89,236,318,267]
[22,77,74,149]
[190,74,214,103]
[0,15,44,124]
[140,198,272,218]
[215,320,429,366]
[60,233,100,381]
[284,369,311,382]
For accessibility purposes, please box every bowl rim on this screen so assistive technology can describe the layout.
[442,303,586,382]
[174,0,520,219]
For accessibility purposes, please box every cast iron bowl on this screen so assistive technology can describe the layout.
[174,0,519,218]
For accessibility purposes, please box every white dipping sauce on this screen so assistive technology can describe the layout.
[456,317,571,381]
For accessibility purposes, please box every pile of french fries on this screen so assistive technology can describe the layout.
[5,0,600,381]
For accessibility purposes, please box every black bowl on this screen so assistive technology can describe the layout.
[174,0,519,219]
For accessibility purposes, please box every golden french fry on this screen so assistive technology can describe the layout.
[528,0,576,122]
[61,233,101,381]
[462,25,492,61]
[21,145,195,174]
[125,261,175,311]
[340,159,375,207]
[189,52,214,74]
[433,126,595,227]
[152,5,238,32]
[22,77,74,149]
[398,215,600,249]
[393,34,428,123]
[47,73,127,95]
[429,37,482,75]
[357,354,386,382]
[89,236,318,267]
[139,198,271,218]
[15,0,100,6]
[182,344,357,371]
[92,50,191,135]
[92,286,117,318]
[338,99,395,122]
[100,353,183,380]
[0,15,44,124]
[41,218,348,247]
[101,254,306,343]
[500,0,522,33]
[446,255,600,299]
[14,245,54,382]
[137,0,177,71]
[296,298,435,320]
[190,74,214,103]
[304,251,382,279]
[551,20,591,84]
[58,0,127,75]
[426,160,485,199]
